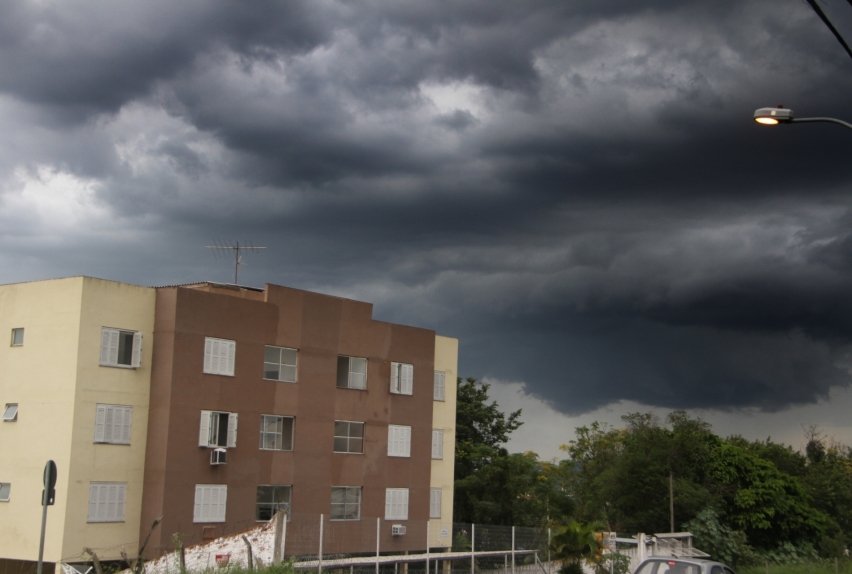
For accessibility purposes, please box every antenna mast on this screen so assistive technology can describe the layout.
[206,241,267,284]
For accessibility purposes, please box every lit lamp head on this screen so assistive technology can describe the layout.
[754,106,794,126]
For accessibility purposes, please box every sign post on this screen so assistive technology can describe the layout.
[37,460,57,574]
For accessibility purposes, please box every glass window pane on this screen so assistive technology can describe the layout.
[264,346,281,363]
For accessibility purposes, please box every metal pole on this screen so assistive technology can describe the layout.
[426,520,431,574]
[511,526,515,574]
[471,524,475,574]
[319,514,324,574]
[36,501,49,574]
[376,518,381,574]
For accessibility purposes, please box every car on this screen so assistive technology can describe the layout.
[633,557,736,574]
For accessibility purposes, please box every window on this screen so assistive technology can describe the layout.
[204,337,236,376]
[333,420,364,453]
[337,356,367,389]
[390,362,413,395]
[194,484,227,523]
[388,425,411,457]
[2,403,17,422]
[256,485,291,521]
[100,327,142,368]
[199,411,238,448]
[330,486,361,520]
[430,488,442,518]
[264,346,297,382]
[431,429,444,459]
[259,415,294,451]
[87,482,126,522]
[10,328,24,347]
[94,404,132,444]
[0,483,10,502]
[433,371,445,401]
[385,488,409,520]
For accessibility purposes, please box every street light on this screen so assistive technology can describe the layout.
[754,106,852,129]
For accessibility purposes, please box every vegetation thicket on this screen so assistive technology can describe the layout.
[453,377,852,569]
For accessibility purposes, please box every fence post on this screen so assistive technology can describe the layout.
[376,518,381,574]
[547,527,551,574]
[426,520,431,574]
[511,526,515,574]
[319,514,324,574]
[471,524,476,574]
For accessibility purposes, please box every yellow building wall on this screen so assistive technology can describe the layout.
[0,277,155,568]
[429,335,458,549]
[0,278,86,565]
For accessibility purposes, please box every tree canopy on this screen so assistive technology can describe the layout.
[451,387,852,561]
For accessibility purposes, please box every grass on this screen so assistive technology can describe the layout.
[739,559,852,574]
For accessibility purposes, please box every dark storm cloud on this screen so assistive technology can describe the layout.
[1,0,851,416]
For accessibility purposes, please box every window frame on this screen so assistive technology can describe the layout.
[263,346,298,383]
[99,327,142,368]
[336,356,367,390]
[2,403,17,422]
[94,404,132,444]
[0,482,10,502]
[433,371,446,401]
[199,410,238,448]
[333,420,365,454]
[256,484,292,521]
[430,487,442,519]
[194,484,228,523]
[387,424,411,458]
[390,362,414,395]
[87,482,127,523]
[10,328,24,347]
[330,486,362,521]
[431,429,444,460]
[259,414,294,451]
[203,337,236,376]
[384,488,409,520]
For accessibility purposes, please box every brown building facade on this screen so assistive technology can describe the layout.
[140,282,454,557]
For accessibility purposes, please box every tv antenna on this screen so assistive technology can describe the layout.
[206,240,267,284]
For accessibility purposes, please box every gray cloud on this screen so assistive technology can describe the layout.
[0,0,851,418]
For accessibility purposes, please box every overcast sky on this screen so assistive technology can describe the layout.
[2,0,851,459]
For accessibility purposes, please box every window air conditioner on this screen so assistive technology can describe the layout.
[210,448,228,465]
[391,524,406,536]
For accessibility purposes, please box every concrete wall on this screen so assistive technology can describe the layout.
[0,277,155,569]
[142,283,439,557]
[429,335,458,549]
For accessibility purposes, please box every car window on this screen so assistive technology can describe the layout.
[635,561,660,574]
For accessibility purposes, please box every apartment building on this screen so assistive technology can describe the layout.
[0,277,457,573]
[0,277,156,574]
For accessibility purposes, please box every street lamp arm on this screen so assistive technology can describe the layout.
[791,117,852,130]
[754,107,852,130]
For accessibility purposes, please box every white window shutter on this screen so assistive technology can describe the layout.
[119,406,132,444]
[94,405,107,442]
[227,413,238,447]
[430,488,442,518]
[401,425,411,457]
[401,364,413,394]
[432,429,444,459]
[226,340,236,375]
[390,362,400,393]
[100,328,119,365]
[131,332,142,368]
[199,411,212,447]
[203,338,214,373]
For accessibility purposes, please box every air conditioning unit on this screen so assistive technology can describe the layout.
[210,448,228,465]
[391,524,406,536]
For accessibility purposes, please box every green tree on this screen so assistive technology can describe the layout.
[454,377,524,524]
[708,441,830,549]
